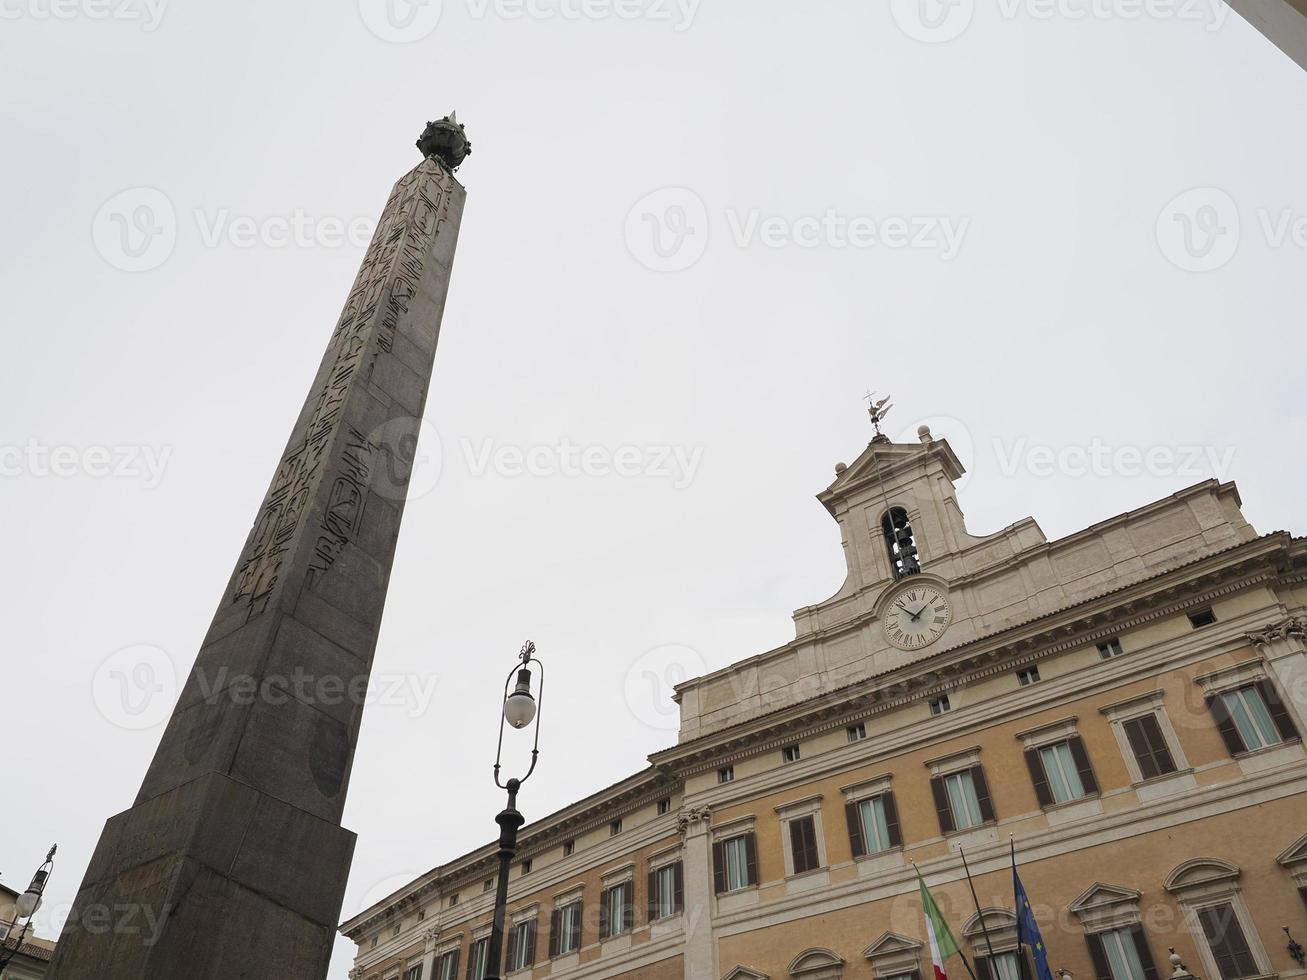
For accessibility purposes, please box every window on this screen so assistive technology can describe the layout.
[1189,609,1218,629]
[882,506,922,579]
[434,949,460,980]
[417,909,425,922]
[609,818,622,836]
[520,859,532,876]
[449,893,460,907]
[393,925,401,937]
[549,900,583,957]
[718,765,735,784]
[1088,926,1158,980]
[1098,638,1125,659]
[976,951,1023,980]
[483,878,493,893]
[847,723,867,742]
[369,937,378,950]
[403,964,424,980]
[931,766,994,833]
[599,881,633,939]
[1017,666,1041,686]
[788,815,822,874]
[713,833,758,893]
[929,695,951,716]
[657,797,671,815]
[562,839,574,857]
[782,744,801,764]
[467,937,491,980]
[1026,737,1098,806]
[1122,713,1178,780]
[1210,682,1299,754]
[506,918,537,972]
[0,922,9,942]
[1197,904,1260,979]
[648,861,684,920]
[846,792,902,857]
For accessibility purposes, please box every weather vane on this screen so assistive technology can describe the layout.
[865,391,893,437]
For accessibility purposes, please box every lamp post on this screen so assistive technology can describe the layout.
[485,641,544,980]
[0,844,55,970]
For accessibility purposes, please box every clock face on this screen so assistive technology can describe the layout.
[883,583,952,651]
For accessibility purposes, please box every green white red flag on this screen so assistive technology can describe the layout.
[916,867,962,980]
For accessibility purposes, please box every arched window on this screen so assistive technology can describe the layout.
[882,507,921,579]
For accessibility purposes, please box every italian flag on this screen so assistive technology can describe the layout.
[917,868,962,980]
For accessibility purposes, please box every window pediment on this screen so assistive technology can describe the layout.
[864,932,923,958]
[723,968,770,980]
[1277,831,1307,870]
[790,947,845,978]
[1164,858,1240,896]
[1069,883,1142,931]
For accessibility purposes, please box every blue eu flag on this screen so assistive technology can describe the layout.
[1014,853,1055,980]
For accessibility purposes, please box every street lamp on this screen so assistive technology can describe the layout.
[0,845,56,970]
[486,641,544,980]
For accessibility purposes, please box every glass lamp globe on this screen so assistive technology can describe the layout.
[15,888,42,918]
[504,690,537,730]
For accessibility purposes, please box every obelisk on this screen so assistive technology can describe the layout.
[49,116,471,980]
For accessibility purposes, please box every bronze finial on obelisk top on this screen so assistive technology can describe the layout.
[417,111,472,169]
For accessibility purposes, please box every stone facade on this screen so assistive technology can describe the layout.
[342,429,1307,980]
[1226,0,1307,73]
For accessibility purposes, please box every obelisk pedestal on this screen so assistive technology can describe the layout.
[49,118,470,980]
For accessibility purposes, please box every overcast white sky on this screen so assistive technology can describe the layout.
[2,1,1306,976]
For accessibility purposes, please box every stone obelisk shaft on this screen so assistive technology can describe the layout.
[49,156,465,980]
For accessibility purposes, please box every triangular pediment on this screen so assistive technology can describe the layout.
[1069,882,1142,915]
[824,436,965,501]
[1278,832,1307,868]
[864,931,923,959]
[723,968,769,980]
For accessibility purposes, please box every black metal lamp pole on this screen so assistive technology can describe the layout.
[485,641,544,980]
[0,844,56,970]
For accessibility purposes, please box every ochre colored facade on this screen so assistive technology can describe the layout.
[343,428,1307,980]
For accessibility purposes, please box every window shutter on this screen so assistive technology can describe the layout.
[506,927,517,974]
[846,801,866,858]
[790,818,810,873]
[465,944,475,980]
[648,869,659,922]
[1068,735,1099,795]
[972,765,996,823]
[673,861,684,914]
[528,920,539,966]
[598,887,609,939]
[548,909,561,958]
[1255,679,1300,742]
[975,956,994,980]
[1025,747,1054,807]
[623,881,634,932]
[448,950,459,980]
[883,791,903,847]
[1199,904,1259,980]
[1207,693,1247,756]
[712,840,727,894]
[1086,933,1114,980]
[1128,925,1159,980]
[931,775,955,834]
[744,833,760,886]
[1124,715,1175,780]
[571,902,582,950]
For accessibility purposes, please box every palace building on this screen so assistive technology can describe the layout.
[340,424,1307,980]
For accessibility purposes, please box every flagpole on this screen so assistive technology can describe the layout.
[914,862,982,980]
[959,846,999,966]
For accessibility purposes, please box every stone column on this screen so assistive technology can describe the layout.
[421,925,441,978]
[49,142,468,979]
[678,806,717,980]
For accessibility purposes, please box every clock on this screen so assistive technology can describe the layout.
[882,583,952,651]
